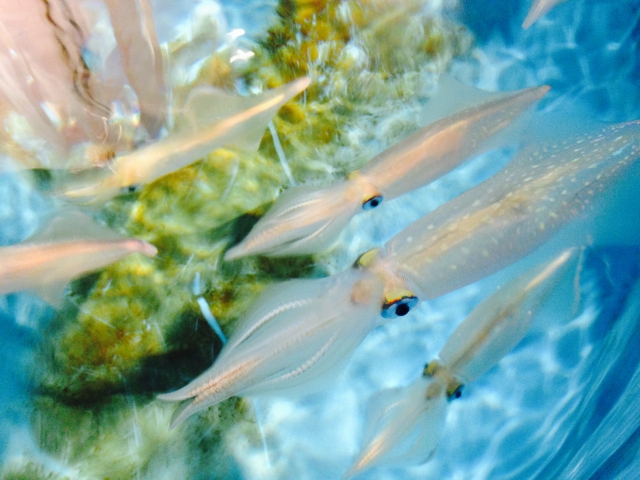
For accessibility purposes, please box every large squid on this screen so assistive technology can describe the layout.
[158,119,640,428]
[224,83,550,259]
[344,250,573,478]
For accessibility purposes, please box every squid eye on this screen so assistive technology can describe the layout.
[447,384,463,401]
[423,360,441,378]
[362,195,383,210]
[121,184,141,194]
[381,292,418,319]
[353,248,381,269]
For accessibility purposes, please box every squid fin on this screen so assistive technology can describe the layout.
[27,282,68,308]
[178,77,311,152]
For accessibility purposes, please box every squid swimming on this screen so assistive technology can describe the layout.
[0,209,157,307]
[225,83,550,259]
[59,77,311,202]
[159,119,640,428]
[345,250,573,478]
[523,0,568,28]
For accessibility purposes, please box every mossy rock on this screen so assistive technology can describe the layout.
[12,395,251,480]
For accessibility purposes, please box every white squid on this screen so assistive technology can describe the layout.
[345,250,574,478]
[158,119,640,428]
[224,83,550,260]
[59,77,311,202]
[0,209,157,307]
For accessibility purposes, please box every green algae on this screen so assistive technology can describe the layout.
[23,0,474,477]
[2,395,252,480]
[240,0,473,184]
[2,465,70,480]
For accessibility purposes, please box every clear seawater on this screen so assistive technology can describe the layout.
[1,0,640,479]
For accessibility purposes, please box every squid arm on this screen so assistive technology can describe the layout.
[59,77,311,202]
[224,179,373,259]
[0,209,157,307]
[345,252,573,477]
[344,378,447,479]
[225,83,549,260]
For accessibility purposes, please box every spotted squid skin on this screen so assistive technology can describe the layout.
[384,120,640,299]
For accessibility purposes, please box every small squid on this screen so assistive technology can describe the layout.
[345,250,573,478]
[523,0,568,28]
[159,120,640,427]
[224,83,550,260]
[0,209,157,307]
[60,77,311,202]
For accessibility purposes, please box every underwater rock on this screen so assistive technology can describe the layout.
[244,0,474,183]
[3,394,251,479]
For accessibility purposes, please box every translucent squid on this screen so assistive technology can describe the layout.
[344,250,574,478]
[0,0,166,156]
[523,0,568,28]
[0,209,157,307]
[59,77,311,202]
[224,83,550,260]
[158,119,640,428]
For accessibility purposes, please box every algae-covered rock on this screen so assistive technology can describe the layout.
[4,395,253,480]
[19,1,474,478]
[247,0,474,182]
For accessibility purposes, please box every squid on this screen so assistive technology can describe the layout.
[224,83,550,260]
[0,209,157,307]
[523,0,568,28]
[60,77,311,202]
[0,0,166,158]
[102,0,167,137]
[345,250,573,478]
[158,119,640,428]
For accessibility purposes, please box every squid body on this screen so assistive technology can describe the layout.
[0,210,157,306]
[60,77,311,202]
[158,269,385,427]
[159,119,640,427]
[225,83,550,259]
[345,250,573,478]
